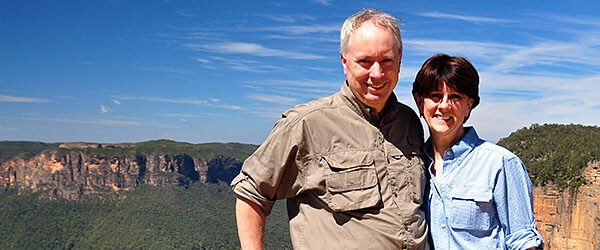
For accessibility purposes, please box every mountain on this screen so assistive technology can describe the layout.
[498,123,600,249]
[0,139,257,200]
[0,140,292,249]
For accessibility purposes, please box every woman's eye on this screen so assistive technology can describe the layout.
[428,94,442,101]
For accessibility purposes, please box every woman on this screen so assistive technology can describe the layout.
[412,54,543,249]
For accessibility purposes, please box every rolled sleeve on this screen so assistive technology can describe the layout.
[495,156,544,249]
[231,173,276,216]
[230,115,305,217]
[505,227,544,250]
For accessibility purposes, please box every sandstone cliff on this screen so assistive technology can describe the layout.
[0,142,245,200]
[534,161,600,249]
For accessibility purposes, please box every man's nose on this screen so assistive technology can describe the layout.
[369,62,383,79]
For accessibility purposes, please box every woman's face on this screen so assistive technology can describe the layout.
[417,80,474,142]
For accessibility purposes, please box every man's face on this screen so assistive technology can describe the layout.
[341,21,401,112]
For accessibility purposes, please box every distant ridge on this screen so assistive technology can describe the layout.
[498,123,600,189]
[0,140,259,200]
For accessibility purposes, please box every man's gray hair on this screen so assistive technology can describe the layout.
[340,8,402,57]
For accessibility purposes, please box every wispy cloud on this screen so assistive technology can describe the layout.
[100,105,113,113]
[252,14,316,23]
[247,94,298,105]
[417,11,518,24]
[0,126,17,131]
[112,99,121,105]
[175,9,195,18]
[404,39,518,61]
[312,0,333,5]
[117,96,245,110]
[258,24,340,34]
[133,65,195,75]
[0,94,50,103]
[185,42,326,60]
[406,34,600,76]
[17,117,143,126]
[487,38,600,74]
[195,56,284,72]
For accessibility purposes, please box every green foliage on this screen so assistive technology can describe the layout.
[0,183,291,249]
[0,141,60,162]
[497,123,600,189]
[0,140,258,164]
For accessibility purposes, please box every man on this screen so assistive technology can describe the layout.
[231,8,428,249]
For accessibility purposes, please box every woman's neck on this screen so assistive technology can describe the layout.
[430,127,466,178]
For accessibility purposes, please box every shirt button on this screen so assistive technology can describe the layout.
[441,223,446,229]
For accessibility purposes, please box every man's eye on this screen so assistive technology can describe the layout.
[381,59,394,65]
[357,60,371,66]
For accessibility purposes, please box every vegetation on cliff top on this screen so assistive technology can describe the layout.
[0,141,60,162]
[497,123,600,189]
[0,139,258,163]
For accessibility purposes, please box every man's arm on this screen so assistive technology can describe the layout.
[236,196,266,250]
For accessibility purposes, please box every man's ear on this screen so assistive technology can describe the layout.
[340,53,348,76]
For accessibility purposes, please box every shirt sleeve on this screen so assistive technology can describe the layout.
[494,156,544,249]
[230,115,305,216]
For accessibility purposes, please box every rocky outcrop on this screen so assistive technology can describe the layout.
[0,146,243,200]
[533,161,600,249]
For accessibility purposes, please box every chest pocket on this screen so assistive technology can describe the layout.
[450,187,495,231]
[321,151,381,212]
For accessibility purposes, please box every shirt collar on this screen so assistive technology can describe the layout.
[424,127,480,164]
[339,81,399,125]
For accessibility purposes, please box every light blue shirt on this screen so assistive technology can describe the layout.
[424,127,543,249]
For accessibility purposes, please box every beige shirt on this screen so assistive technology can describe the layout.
[231,83,429,249]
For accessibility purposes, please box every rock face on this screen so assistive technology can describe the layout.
[533,161,600,249]
[0,144,243,200]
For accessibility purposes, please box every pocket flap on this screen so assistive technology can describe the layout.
[452,187,492,202]
[322,151,373,170]
[327,167,378,192]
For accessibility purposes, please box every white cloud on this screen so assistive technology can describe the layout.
[312,0,332,5]
[247,94,298,105]
[195,56,285,73]
[175,9,195,18]
[404,39,518,61]
[252,14,316,23]
[17,117,142,126]
[417,11,518,24]
[0,126,17,131]
[117,96,245,110]
[0,94,50,103]
[112,99,121,104]
[133,65,194,75]
[100,105,113,113]
[259,24,340,34]
[185,42,326,60]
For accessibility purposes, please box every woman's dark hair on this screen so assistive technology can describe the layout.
[412,53,480,122]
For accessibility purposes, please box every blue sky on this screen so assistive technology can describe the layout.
[1,1,599,145]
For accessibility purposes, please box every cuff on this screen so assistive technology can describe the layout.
[505,226,544,250]
[231,174,275,216]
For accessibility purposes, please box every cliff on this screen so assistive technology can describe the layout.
[0,142,251,200]
[534,161,600,249]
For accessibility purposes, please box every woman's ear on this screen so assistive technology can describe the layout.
[466,97,474,117]
[414,93,424,116]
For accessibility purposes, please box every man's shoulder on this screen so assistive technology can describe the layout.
[282,92,343,122]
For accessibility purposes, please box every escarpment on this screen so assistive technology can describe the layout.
[0,141,253,200]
